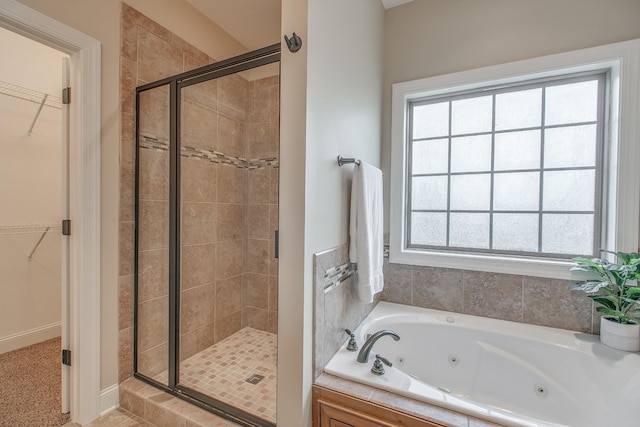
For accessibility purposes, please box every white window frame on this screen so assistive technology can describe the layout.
[390,39,640,280]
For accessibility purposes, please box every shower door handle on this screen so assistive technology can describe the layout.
[274,230,279,259]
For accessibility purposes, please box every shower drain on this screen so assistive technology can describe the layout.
[245,374,265,385]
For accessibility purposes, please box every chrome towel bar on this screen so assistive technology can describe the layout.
[337,155,360,167]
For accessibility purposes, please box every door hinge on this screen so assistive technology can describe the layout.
[62,87,71,104]
[274,230,279,259]
[62,349,71,366]
[62,219,71,236]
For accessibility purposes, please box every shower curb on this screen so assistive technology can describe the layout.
[119,378,242,426]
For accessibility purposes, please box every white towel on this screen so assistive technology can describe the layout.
[349,161,384,303]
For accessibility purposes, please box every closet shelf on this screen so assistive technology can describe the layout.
[0,224,61,235]
[0,80,62,109]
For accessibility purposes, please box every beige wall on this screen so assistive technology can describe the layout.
[0,27,65,352]
[280,0,385,425]
[277,0,309,424]
[17,0,248,392]
[381,0,640,233]
[306,0,385,250]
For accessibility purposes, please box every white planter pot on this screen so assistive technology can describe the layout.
[600,317,640,352]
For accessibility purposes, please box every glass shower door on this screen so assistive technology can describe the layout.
[177,63,280,425]
[135,83,171,387]
[135,46,280,427]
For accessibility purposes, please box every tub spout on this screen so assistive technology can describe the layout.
[356,330,400,363]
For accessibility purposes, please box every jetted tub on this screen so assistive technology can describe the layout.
[324,302,640,427]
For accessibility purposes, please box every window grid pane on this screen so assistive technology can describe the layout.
[407,73,603,258]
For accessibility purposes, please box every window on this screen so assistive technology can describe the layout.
[390,40,640,279]
[407,73,605,258]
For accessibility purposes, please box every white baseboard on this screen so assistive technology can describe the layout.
[99,384,120,416]
[0,322,61,354]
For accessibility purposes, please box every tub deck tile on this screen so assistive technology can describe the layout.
[316,373,508,427]
[315,373,374,402]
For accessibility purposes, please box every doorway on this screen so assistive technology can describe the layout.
[0,26,69,425]
[0,1,102,424]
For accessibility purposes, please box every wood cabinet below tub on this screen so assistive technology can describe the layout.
[313,385,447,427]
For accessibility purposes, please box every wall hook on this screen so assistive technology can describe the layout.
[284,32,302,53]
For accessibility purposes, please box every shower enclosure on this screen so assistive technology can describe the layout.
[134,45,280,427]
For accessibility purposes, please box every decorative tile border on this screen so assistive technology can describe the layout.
[322,244,389,292]
[138,134,169,155]
[139,133,279,169]
[323,262,357,292]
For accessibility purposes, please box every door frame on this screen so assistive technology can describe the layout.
[0,1,102,424]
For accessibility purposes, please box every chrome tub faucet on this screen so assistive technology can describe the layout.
[356,330,400,363]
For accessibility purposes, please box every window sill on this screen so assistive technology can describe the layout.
[389,246,574,280]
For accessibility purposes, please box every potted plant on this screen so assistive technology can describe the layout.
[569,250,640,351]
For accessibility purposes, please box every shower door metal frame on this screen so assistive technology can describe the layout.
[134,44,281,427]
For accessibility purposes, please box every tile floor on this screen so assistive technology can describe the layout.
[178,327,277,424]
[62,408,151,427]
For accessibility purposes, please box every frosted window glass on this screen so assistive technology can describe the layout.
[449,213,490,249]
[451,96,492,135]
[412,139,449,174]
[544,125,597,168]
[545,80,598,126]
[541,214,594,255]
[411,212,447,246]
[493,214,539,252]
[411,176,448,210]
[451,135,492,173]
[413,102,449,139]
[495,88,542,131]
[543,170,595,212]
[493,172,540,211]
[450,174,491,210]
[494,130,541,171]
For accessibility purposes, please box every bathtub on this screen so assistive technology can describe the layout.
[323,302,640,427]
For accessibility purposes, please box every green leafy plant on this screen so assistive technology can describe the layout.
[569,250,640,324]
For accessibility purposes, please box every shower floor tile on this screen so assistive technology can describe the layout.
[179,327,277,424]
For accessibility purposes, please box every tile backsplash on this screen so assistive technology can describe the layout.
[313,244,379,380]
[381,260,597,334]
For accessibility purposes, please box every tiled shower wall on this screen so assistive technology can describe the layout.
[313,243,598,376]
[120,2,186,384]
[119,4,279,384]
[242,77,279,334]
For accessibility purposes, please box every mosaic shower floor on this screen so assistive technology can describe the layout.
[179,327,277,424]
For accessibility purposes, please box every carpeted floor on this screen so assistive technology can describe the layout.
[0,337,70,426]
